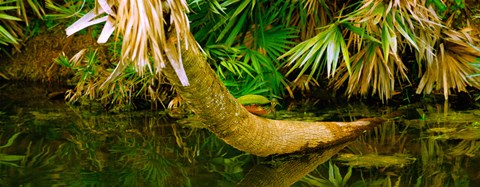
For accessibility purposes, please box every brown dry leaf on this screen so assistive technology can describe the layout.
[416,29,480,99]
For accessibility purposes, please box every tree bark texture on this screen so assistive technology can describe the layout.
[163,36,384,157]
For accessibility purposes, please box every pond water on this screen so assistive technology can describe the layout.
[1,82,480,186]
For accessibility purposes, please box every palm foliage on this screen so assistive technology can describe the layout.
[281,0,480,101]
[0,0,44,52]
[66,0,195,87]
[56,0,480,108]
[189,0,298,97]
[55,48,168,111]
[416,28,480,99]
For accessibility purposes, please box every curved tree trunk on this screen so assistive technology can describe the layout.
[163,36,384,157]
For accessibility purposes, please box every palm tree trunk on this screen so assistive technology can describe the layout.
[163,36,384,157]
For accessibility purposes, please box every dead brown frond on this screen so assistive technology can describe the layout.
[168,94,184,110]
[330,0,445,101]
[113,0,196,86]
[66,0,198,88]
[332,41,408,102]
[290,74,320,96]
[416,28,480,100]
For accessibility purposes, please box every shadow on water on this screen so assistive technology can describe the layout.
[2,82,480,186]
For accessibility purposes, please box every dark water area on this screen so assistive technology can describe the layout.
[2,82,480,187]
[0,81,242,186]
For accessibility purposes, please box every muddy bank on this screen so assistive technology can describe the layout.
[0,27,106,82]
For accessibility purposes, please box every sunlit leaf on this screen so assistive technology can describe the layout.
[237,94,270,105]
[281,23,348,80]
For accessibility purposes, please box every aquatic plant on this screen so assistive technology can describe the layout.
[0,131,65,186]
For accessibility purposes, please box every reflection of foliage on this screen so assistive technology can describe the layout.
[419,137,449,187]
[448,140,480,157]
[207,153,250,184]
[300,161,352,187]
[1,137,63,186]
[54,111,202,186]
[1,105,213,186]
[0,132,24,167]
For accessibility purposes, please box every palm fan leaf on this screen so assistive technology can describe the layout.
[280,22,351,82]
[212,0,253,46]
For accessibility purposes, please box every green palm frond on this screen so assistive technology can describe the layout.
[223,76,269,97]
[206,45,255,78]
[189,0,226,15]
[206,43,285,97]
[243,46,274,74]
[189,0,230,44]
[280,22,350,82]
[213,0,254,46]
[242,47,286,96]
[251,26,298,65]
[288,0,332,40]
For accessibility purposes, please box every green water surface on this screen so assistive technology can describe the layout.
[1,82,480,187]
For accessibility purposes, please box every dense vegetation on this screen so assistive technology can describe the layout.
[1,0,480,111]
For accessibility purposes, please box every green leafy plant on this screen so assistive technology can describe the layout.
[55,48,168,111]
[0,0,45,52]
[41,0,480,108]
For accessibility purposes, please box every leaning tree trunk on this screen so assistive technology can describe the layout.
[163,36,384,157]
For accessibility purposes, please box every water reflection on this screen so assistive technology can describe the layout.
[0,82,238,186]
[2,82,480,186]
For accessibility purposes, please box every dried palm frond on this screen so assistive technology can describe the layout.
[332,42,407,101]
[290,74,319,97]
[328,0,444,100]
[347,0,442,57]
[66,0,198,87]
[416,28,480,100]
